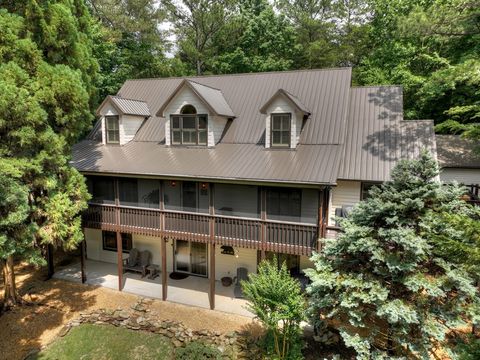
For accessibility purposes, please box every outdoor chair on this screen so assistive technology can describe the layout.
[123,249,151,278]
[233,267,248,298]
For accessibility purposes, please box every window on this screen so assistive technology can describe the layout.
[182,181,197,211]
[86,176,115,204]
[102,231,132,252]
[271,113,291,148]
[267,188,301,222]
[105,115,120,144]
[361,182,380,200]
[171,105,207,146]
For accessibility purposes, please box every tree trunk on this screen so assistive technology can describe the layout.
[2,256,19,310]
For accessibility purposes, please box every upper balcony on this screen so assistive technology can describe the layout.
[82,177,331,256]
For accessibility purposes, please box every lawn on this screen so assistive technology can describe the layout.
[35,324,174,360]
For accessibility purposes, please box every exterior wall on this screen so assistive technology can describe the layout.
[264,96,300,149]
[328,180,361,226]
[215,246,257,279]
[120,115,144,144]
[85,228,118,263]
[440,168,480,185]
[164,86,228,147]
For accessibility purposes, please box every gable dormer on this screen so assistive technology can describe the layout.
[156,80,235,147]
[260,89,310,149]
[96,96,150,145]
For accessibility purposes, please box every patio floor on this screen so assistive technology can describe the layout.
[53,259,252,318]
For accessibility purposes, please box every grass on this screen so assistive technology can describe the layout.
[35,324,174,360]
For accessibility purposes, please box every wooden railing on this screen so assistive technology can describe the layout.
[83,203,318,256]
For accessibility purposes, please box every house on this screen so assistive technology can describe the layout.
[70,68,435,310]
[436,135,480,198]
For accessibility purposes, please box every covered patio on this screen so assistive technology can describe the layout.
[53,259,252,318]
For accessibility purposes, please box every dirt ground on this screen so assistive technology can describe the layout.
[0,261,253,360]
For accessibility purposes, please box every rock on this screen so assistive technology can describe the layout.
[172,340,183,348]
[58,325,71,337]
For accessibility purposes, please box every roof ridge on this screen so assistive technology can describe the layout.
[186,79,222,91]
[123,67,352,82]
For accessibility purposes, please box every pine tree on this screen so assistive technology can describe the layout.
[306,152,480,359]
[0,5,92,308]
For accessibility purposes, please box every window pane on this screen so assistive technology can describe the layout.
[119,178,138,206]
[182,182,197,211]
[282,116,290,129]
[281,131,290,145]
[198,116,207,129]
[183,130,196,144]
[106,116,118,130]
[108,130,119,143]
[102,231,116,250]
[183,116,195,129]
[272,117,281,130]
[90,176,114,204]
[172,130,181,144]
[198,130,207,145]
[272,131,281,145]
[172,116,180,129]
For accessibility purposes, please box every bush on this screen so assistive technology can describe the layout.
[242,258,306,360]
[175,341,222,360]
[456,336,480,360]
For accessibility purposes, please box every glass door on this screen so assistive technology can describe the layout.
[191,242,207,276]
[174,240,208,277]
[175,240,190,273]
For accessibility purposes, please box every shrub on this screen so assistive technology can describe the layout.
[242,258,306,360]
[175,341,222,360]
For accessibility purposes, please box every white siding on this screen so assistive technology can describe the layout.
[328,181,361,226]
[215,246,257,279]
[120,115,144,144]
[264,97,300,149]
[208,116,228,145]
[440,168,480,185]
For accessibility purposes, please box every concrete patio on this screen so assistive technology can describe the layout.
[53,259,252,317]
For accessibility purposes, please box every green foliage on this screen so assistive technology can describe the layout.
[242,258,305,360]
[456,335,480,360]
[0,3,92,301]
[175,341,222,360]
[306,152,480,359]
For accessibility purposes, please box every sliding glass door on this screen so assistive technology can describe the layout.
[174,240,208,277]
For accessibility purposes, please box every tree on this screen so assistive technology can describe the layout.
[306,152,480,358]
[0,5,91,307]
[242,258,306,360]
[87,0,182,99]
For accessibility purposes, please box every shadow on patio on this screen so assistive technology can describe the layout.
[53,259,252,318]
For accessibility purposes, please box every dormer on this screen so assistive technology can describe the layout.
[96,96,150,145]
[156,80,235,147]
[260,89,311,149]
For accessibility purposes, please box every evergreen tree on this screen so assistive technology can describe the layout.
[0,6,91,307]
[306,152,480,358]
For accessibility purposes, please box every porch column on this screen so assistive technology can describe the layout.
[260,187,267,260]
[160,181,167,301]
[161,237,167,301]
[209,183,215,310]
[116,232,123,290]
[46,244,54,279]
[317,189,325,252]
[80,239,87,284]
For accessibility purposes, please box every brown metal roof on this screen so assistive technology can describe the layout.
[338,86,436,181]
[96,95,150,116]
[156,79,235,118]
[260,89,311,115]
[72,141,342,185]
[73,69,437,184]
[436,135,480,168]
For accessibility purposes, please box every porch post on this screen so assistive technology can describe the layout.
[160,181,167,301]
[317,189,325,252]
[161,237,167,301]
[209,183,215,310]
[116,232,123,290]
[260,187,266,260]
[80,239,87,284]
[46,244,54,279]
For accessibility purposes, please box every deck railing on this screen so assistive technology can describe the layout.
[83,203,318,255]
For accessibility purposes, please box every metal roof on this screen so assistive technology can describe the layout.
[156,79,235,118]
[96,95,150,117]
[260,89,311,115]
[436,135,480,168]
[74,69,438,185]
[338,86,436,181]
[72,141,342,185]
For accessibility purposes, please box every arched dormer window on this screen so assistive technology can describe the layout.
[180,104,197,114]
[171,104,207,145]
